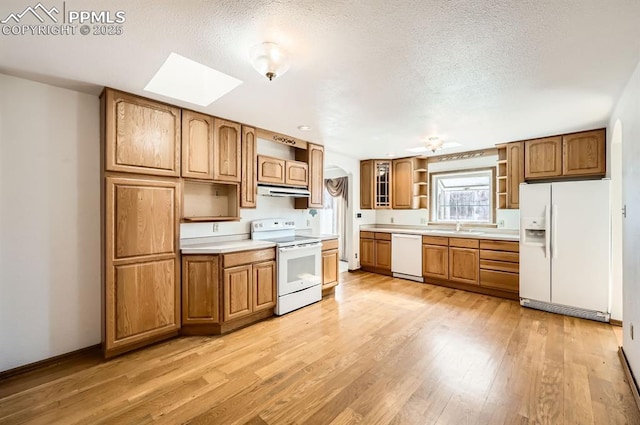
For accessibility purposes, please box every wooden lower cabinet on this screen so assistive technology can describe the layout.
[360,238,375,268]
[360,232,392,274]
[374,240,392,270]
[449,247,479,285]
[181,248,276,335]
[321,239,340,292]
[422,244,449,280]
[479,240,519,293]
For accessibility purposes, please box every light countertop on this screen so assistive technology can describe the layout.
[360,225,519,241]
[181,239,276,254]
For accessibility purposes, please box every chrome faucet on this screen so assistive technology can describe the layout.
[456,221,462,232]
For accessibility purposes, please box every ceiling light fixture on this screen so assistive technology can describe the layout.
[297,125,312,131]
[426,136,444,153]
[249,42,290,81]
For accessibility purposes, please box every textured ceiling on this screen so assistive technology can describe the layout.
[1,0,640,159]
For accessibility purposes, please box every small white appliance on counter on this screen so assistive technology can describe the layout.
[391,233,424,282]
[251,219,322,315]
[519,180,611,322]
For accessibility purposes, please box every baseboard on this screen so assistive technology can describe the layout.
[618,346,640,413]
[0,344,101,380]
[611,319,623,327]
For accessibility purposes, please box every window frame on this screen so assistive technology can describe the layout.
[428,167,496,225]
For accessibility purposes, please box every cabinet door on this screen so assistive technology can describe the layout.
[322,249,339,288]
[360,160,373,209]
[253,261,276,312]
[422,244,449,280]
[181,110,214,180]
[105,177,180,356]
[360,238,375,267]
[307,143,324,207]
[258,155,286,185]
[506,142,524,209]
[449,247,479,285]
[285,161,309,186]
[374,160,392,209]
[223,265,253,321]
[241,126,257,208]
[103,89,180,177]
[392,158,413,209]
[562,129,606,176]
[524,137,562,179]
[375,240,392,270]
[213,119,241,183]
[182,256,219,324]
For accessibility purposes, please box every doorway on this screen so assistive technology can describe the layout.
[321,166,350,273]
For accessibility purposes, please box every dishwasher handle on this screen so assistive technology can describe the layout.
[391,233,421,240]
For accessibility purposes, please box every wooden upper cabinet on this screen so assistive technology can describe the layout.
[182,255,220,325]
[103,89,181,177]
[375,240,392,270]
[562,129,606,176]
[360,160,373,209]
[223,265,253,321]
[285,161,309,186]
[449,247,479,285]
[506,142,524,209]
[258,155,285,185]
[107,177,178,260]
[422,244,449,280]
[252,261,276,312]
[524,136,562,179]
[374,160,392,209]
[392,158,413,209]
[213,119,241,183]
[295,143,325,209]
[181,110,214,180]
[241,126,257,208]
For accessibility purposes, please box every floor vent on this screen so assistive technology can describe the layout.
[520,298,610,323]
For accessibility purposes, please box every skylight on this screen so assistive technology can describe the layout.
[144,53,242,106]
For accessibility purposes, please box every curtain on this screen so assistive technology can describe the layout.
[324,177,348,206]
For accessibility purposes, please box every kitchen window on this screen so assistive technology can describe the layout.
[430,168,495,224]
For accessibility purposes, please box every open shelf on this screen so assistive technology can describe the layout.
[183,180,239,221]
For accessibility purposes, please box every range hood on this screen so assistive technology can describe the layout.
[257,185,311,198]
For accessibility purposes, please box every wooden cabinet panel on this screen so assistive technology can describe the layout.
[240,126,257,208]
[111,259,178,343]
[360,231,375,240]
[506,142,524,208]
[103,89,180,176]
[480,270,519,293]
[223,265,253,321]
[295,143,324,209]
[222,248,276,269]
[449,238,479,249]
[360,160,373,209]
[360,238,375,267]
[479,250,519,263]
[422,244,449,280]
[392,158,413,209]
[422,236,449,246]
[322,249,339,288]
[374,232,391,241]
[213,119,241,183]
[253,261,276,312]
[107,177,177,260]
[449,247,479,285]
[322,239,339,251]
[374,160,392,209]
[285,161,309,186]
[375,240,392,270]
[562,129,606,176]
[480,259,519,273]
[524,136,562,179]
[479,240,519,252]
[258,155,286,185]
[182,256,219,324]
[181,110,214,180]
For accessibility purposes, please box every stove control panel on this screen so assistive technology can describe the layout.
[251,219,296,232]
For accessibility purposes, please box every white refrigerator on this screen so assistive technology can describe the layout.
[519,180,611,322]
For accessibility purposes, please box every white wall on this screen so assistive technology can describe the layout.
[0,74,101,372]
[610,121,624,322]
[609,59,640,378]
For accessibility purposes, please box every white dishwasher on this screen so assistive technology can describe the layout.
[391,233,424,282]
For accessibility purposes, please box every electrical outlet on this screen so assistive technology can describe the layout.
[390,217,394,224]
[212,223,219,232]
[355,253,358,259]
[306,219,310,227]
[420,218,427,225]
[498,219,505,228]
[631,323,635,340]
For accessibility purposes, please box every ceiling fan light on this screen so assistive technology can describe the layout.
[249,42,290,81]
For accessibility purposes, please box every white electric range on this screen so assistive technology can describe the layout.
[251,219,322,315]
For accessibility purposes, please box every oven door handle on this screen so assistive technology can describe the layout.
[278,242,322,253]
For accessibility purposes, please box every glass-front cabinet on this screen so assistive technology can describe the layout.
[374,160,391,209]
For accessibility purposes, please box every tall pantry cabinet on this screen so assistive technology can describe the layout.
[101,89,181,358]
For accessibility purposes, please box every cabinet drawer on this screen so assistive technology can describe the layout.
[480,259,519,273]
[480,240,519,252]
[360,231,375,240]
[480,250,519,263]
[375,232,391,241]
[449,238,479,248]
[223,248,276,268]
[422,236,448,246]
[480,270,519,293]
[322,239,339,251]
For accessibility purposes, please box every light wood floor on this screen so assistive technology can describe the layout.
[1,271,638,425]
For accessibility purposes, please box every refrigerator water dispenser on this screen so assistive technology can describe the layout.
[522,217,546,246]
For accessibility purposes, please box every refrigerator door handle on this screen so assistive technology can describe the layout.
[552,204,558,259]
[544,204,551,259]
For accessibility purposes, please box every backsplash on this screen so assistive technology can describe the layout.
[374,208,520,230]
